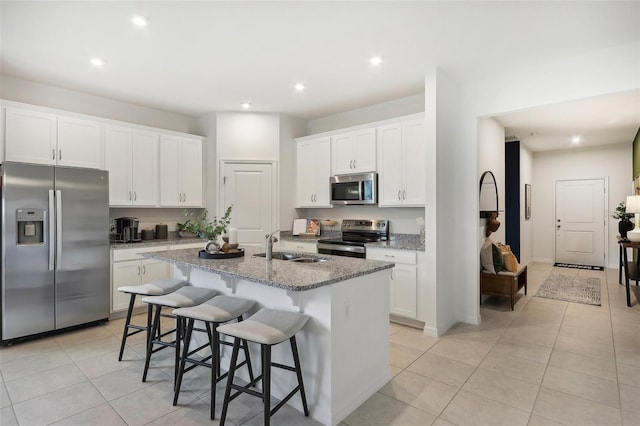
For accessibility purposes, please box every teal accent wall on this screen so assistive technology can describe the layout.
[634,127,640,180]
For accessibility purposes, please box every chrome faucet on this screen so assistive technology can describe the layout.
[264,230,280,261]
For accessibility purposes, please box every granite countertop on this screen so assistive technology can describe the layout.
[111,236,203,249]
[142,246,394,292]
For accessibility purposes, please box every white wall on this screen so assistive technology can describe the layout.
[477,118,506,244]
[457,40,639,325]
[194,113,217,212]
[0,75,199,133]
[520,144,534,265]
[532,143,632,267]
[109,208,203,233]
[216,112,280,161]
[307,93,424,134]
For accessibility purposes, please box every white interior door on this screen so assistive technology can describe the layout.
[555,179,605,267]
[221,162,274,246]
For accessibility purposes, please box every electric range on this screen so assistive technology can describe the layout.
[317,219,389,258]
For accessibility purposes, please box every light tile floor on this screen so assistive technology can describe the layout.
[1,262,638,425]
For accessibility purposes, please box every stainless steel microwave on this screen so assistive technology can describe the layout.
[330,172,377,205]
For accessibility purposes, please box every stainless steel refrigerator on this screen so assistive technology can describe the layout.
[1,162,110,343]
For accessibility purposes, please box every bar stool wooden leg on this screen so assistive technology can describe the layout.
[142,305,162,382]
[220,338,241,426]
[118,293,137,361]
[262,344,271,426]
[173,318,195,406]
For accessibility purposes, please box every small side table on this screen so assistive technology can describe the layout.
[620,240,640,307]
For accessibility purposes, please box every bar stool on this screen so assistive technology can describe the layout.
[117,278,190,361]
[141,286,219,384]
[218,308,310,426]
[172,296,256,419]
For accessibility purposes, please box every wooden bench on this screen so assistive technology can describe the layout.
[480,265,527,310]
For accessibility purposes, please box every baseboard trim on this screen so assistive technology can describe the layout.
[390,314,424,330]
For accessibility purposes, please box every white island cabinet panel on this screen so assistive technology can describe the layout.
[5,107,57,165]
[56,116,103,169]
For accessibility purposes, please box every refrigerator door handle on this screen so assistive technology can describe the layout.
[56,190,62,269]
[48,190,55,270]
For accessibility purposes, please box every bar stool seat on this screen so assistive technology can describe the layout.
[218,308,310,426]
[172,296,256,419]
[141,286,219,383]
[117,278,189,361]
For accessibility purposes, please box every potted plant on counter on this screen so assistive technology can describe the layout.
[612,201,634,239]
[177,209,201,238]
[199,205,233,241]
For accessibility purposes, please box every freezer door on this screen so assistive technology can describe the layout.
[1,162,55,341]
[54,167,110,328]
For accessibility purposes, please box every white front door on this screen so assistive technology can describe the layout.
[221,162,274,246]
[555,179,605,267]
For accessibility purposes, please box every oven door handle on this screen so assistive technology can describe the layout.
[317,243,365,254]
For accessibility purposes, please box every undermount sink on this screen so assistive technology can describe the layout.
[254,252,301,260]
[289,257,327,263]
[254,252,327,263]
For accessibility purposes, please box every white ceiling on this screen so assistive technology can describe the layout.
[1,1,638,122]
[495,90,640,152]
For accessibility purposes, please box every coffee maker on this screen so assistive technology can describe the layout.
[114,217,140,242]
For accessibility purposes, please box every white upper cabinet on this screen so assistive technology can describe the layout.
[377,118,425,207]
[296,137,332,208]
[5,107,57,165]
[5,107,102,169]
[159,135,202,207]
[56,116,102,169]
[331,128,376,175]
[105,125,159,206]
[131,130,159,206]
[105,125,133,205]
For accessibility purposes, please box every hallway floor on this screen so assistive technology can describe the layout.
[1,262,638,425]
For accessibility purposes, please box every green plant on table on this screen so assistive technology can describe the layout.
[199,205,233,240]
[611,201,634,220]
[176,209,201,235]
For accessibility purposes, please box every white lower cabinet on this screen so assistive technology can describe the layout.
[111,246,170,313]
[367,248,417,319]
[277,240,317,254]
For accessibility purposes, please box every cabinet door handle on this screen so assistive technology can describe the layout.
[353,159,356,169]
[142,265,146,275]
[403,190,406,200]
[398,190,401,200]
[310,194,313,202]
[314,193,317,202]
[384,254,395,258]
[134,192,137,201]
[59,150,62,160]
[128,191,132,201]
[183,193,186,203]
[137,265,141,276]
[52,149,56,160]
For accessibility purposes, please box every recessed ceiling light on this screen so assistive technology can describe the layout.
[90,57,104,67]
[571,135,582,144]
[370,56,383,67]
[241,102,252,109]
[294,83,305,92]
[131,16,148,27]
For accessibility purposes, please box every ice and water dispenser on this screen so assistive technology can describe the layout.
[16,209,45,245]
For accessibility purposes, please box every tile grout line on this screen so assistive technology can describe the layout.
[606,268,625,426]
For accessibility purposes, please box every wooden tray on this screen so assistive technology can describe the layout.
[198,248,245,259]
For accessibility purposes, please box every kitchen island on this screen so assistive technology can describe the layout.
[143,246,394,426]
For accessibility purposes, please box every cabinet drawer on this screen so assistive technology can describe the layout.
[366,248,416,265]
[112,245,169,262]
[279,240,317,253]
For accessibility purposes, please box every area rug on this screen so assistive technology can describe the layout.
[535,273,601,306]
[554,263,604,271]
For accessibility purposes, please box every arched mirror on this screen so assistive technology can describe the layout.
[479,171,499,218]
